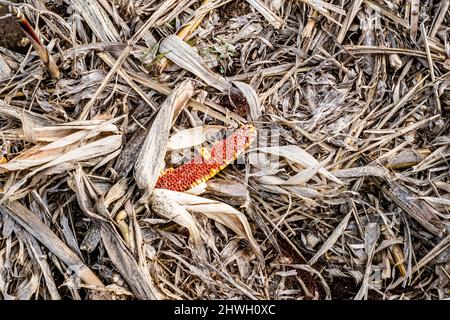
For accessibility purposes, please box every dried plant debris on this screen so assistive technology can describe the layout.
[0,0,449,300]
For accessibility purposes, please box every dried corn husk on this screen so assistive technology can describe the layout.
[134,80,193,194]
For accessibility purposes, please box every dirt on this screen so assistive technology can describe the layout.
[0,2,26,52]
[220,1,250,19]
[328,277,359,300]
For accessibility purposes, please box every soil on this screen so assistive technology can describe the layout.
[0,2,26,52]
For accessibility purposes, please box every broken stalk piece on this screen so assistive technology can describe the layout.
[9,6,60,79]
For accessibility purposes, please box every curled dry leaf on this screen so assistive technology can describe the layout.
[30,135,122,175]
[258,145,343,185]
[284,153,334,185]
[0,119,121,173]
[66,0,120,42]
[159,35,232,92]
[153,188,263,265]
[150,189,208,261]
[308,211,352,266]
[355,223,380,300]
[245,0,284,29]
[0,134,121,176]
[232,81,262,121]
